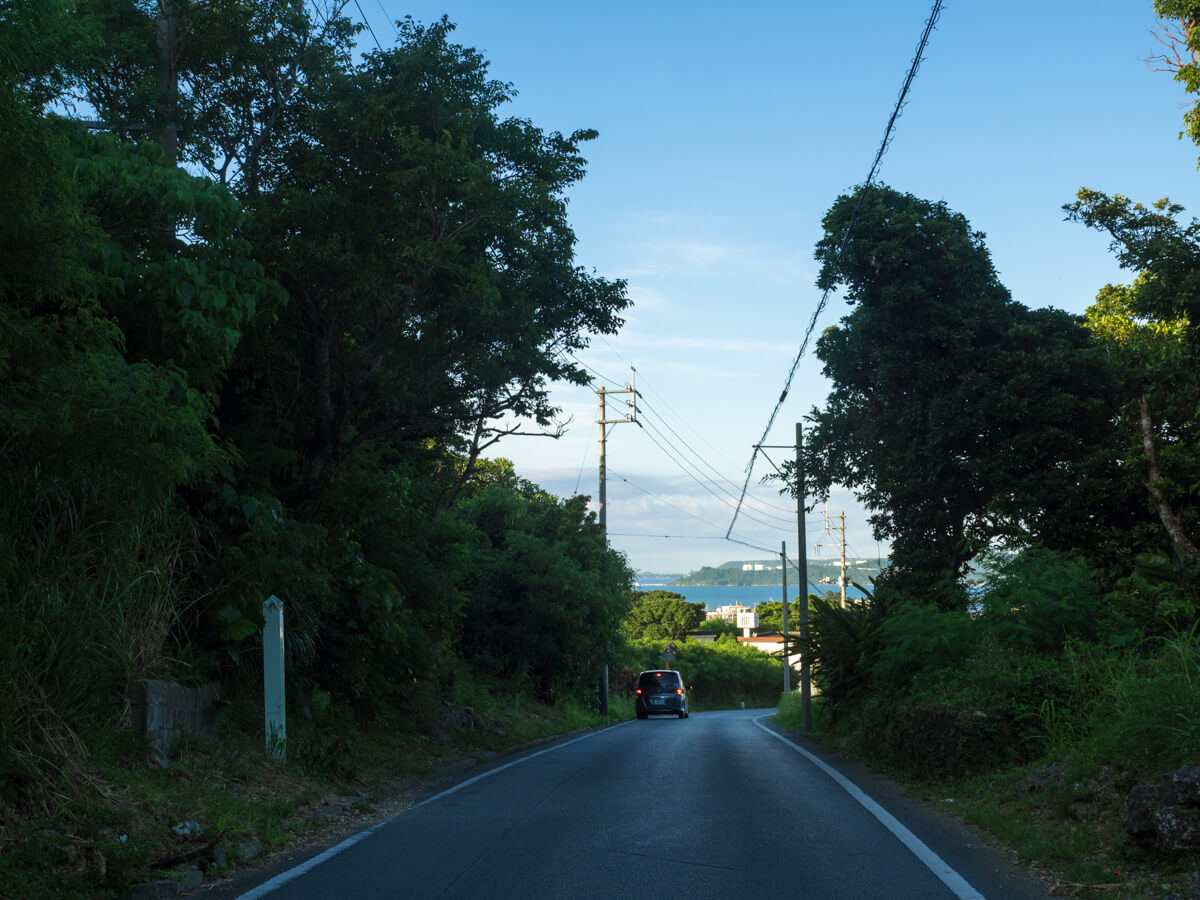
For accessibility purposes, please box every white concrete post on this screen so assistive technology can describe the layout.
[263,595,286,761]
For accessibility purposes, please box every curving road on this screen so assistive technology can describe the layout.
[229,710,1049,899]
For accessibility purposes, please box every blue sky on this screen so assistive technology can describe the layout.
[365,1,1199,576]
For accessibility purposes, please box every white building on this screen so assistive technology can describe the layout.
[705,603,753,621]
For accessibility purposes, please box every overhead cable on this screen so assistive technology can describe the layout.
[637,395,797,517]
[351,0,384,51]
[727,0,945,538]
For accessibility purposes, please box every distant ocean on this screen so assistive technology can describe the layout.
[632,582,868,610]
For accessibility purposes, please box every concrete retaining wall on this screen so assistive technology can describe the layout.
[129,680,220,766]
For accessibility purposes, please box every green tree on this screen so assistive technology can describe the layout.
[0,0,272,811]
[459,480,633,701]
[1149,1,1200,153]
[792,186,1118,607]
[1067,191,1200,568]
[621,590,706,641]
[217,17,629,512]
[754,599,804,631]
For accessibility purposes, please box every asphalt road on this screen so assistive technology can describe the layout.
[228,710,1050,899]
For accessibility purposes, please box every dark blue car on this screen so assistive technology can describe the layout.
[635,669,689,719]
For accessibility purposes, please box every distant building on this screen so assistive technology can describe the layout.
[706,603,753,621]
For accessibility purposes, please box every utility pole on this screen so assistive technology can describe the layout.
[76,1,178,151]
[156,0,179,163]
[754,426,812,730]
[596,367,636,715]
[839,510,848,608]
[819,507,849,609]
[780,540,790,694]
[795,422,812,732]
[597,368,636,532]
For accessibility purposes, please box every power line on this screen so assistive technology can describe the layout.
[608,468,726,532]
[727,0,945,538]
[724,536,779,556]
[569,356,795,521]
[606,469,822,540]
[351,0,384,51]
[637,395,797,517]
[635,415,797,529]
[567,351,625,388]
[572,438,591,496]
[635,371,744,471]
[373,0,396,37]
[572,358,828,563]
[611,532,763,542]
[634,420,790,532]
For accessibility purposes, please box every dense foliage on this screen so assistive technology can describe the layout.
[0,0,634,836]
[794,186,1121,608]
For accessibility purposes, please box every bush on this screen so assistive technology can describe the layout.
[805,596,875,707]
[977,549,1103,651]
[613,637,784,709]
[872,602,978,691]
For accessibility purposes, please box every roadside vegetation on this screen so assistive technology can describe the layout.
[769,5,1200,896]
[5,0,1200,898]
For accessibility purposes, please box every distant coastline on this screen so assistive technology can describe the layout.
[662,558,885,588]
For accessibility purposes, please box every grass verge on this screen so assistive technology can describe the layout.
[776,693,1198,900]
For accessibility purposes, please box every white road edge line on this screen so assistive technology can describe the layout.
[233,721,628,899]
[753,715,985,900]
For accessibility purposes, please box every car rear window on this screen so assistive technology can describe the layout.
[638,672,681,692]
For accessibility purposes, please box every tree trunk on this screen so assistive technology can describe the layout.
[1138,394,1200,563]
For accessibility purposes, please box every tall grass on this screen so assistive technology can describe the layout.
[1085,625,1200,776]
[1,468,207,818]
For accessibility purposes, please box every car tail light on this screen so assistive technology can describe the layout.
[676,688,683,695]
[635,688,642,695]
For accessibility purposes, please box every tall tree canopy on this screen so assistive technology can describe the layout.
[794,186,1118,606]
[227,18,629,510]
[1067,191,1200,566]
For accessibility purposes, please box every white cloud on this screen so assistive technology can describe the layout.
[618,236,814,286]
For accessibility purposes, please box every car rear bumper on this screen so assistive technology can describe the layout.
[636,696,686,715]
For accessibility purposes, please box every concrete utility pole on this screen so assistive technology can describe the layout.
[156,0,179,163]
[597,368,636,532]
[839,510,848,608]
[780,540,790,694]
[596,368,636,715]
[819,507,849,609]
[795,422,812,732]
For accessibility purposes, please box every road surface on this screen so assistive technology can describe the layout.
[225,709,1049,899]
